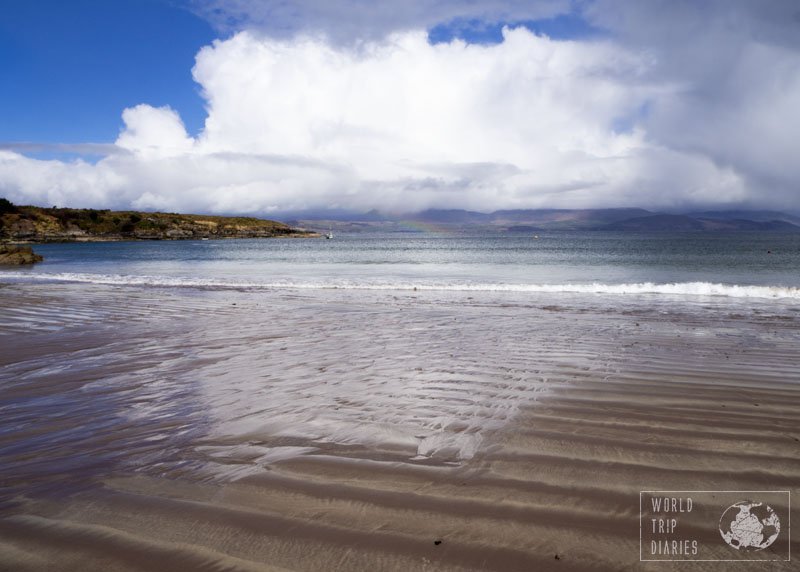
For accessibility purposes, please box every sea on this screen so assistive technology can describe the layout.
[3,230,800,298]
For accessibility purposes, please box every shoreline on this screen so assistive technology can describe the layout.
[2,271,800,302]
[1,232,321,244]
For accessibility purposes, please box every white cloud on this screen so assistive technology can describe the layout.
[585,0,800,210]
[116,105,195,158]
[2,1,799,215]
[0,151,129,209]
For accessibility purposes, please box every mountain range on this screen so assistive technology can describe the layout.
[288,208,800,233]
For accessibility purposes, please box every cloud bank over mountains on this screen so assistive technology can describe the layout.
[2,0,799,215]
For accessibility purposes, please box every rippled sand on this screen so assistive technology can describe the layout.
[1,283,798,570]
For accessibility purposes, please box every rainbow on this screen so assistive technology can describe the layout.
[395,220,462,234]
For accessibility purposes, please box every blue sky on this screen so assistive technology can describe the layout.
[1,1,799,214]
[428,12,600,45]
[0,0,215,143]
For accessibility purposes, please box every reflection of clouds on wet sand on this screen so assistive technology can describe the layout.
[0,287,213,500]
[1,285,571,493]
[2,283,799,570]
[190,294,579,467]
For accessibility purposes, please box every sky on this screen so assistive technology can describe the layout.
[1,0,800,216]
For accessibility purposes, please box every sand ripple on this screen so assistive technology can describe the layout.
[1,283,798,570]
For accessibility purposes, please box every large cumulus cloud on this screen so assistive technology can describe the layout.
[585,0,800,211]
[2,1,799,215]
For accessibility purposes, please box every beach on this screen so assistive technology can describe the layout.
[1,279,798,570]
[6,0,800,567]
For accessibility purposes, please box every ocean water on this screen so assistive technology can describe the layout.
[3,230,800,299]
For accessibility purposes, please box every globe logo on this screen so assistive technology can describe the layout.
[719,501,780,551]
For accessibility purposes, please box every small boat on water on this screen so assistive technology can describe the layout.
[325,226,333,239]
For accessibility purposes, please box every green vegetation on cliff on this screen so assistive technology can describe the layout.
[0,199,317,242]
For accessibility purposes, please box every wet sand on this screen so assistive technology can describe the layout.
[1,283,798,571]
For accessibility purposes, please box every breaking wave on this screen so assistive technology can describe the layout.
[2,271,800,299]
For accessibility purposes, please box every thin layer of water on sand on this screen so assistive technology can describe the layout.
[1,283,798,571]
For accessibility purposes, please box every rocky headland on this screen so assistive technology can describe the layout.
[0,199,318,243]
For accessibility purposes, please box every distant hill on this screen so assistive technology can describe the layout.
[487,208,652,229]
[289,207,660,233]
[411,209,493,224]
[688,210,800,225]
[599,214,800,232]
[600,214,706,232]
[406,208,800,232]
[695,218,800,232]
[407,208,654,229]
[0,200,317,242]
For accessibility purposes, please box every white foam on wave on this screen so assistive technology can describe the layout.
[3,270,800,300]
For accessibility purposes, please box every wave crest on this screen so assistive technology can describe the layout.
[2,271,799,299]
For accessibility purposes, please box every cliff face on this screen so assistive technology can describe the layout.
[0,204,317,242]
